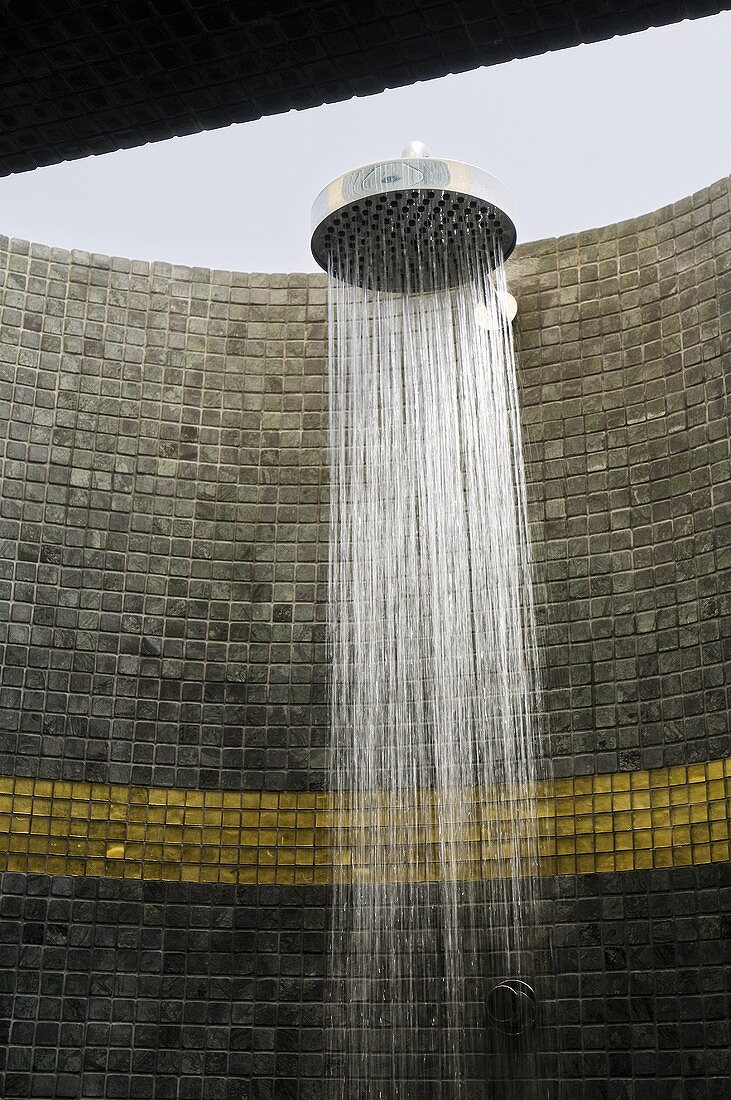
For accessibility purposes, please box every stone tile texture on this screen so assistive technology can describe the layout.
[0,177,729,1096]
[512,178,731,778]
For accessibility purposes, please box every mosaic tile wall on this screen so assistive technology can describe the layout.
[0,175,729,1098]
[513,176,731,779]
[0,260,330,794]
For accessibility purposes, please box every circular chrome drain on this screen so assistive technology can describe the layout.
[486,979,537,1036]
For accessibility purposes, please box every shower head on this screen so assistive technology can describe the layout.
[311,142,517,292]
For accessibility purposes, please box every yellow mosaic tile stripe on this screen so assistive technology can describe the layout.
[0,758,729,885]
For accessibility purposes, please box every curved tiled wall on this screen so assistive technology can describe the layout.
[513,178,731,777]
[0,178,729,1098]
[0,261,330,792]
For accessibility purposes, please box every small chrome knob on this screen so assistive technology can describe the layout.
[486,979,537,1036]
[401,139,432,158]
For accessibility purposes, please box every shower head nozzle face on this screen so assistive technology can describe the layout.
[311,154,517,292]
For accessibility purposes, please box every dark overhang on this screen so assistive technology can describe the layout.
[0,1,726,176]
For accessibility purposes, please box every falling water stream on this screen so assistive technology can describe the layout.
[326,227,542,1097]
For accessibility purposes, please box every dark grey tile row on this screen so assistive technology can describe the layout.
[0,2,722,175]
[0,863,729,1098]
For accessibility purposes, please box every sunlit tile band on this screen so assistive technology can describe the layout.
[0,758,728,885]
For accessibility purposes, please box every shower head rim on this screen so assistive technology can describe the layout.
[310,154,516,233]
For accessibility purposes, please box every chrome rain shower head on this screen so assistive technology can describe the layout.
[311,141,517,292]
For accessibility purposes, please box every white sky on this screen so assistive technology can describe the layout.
[1,12,730,273]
